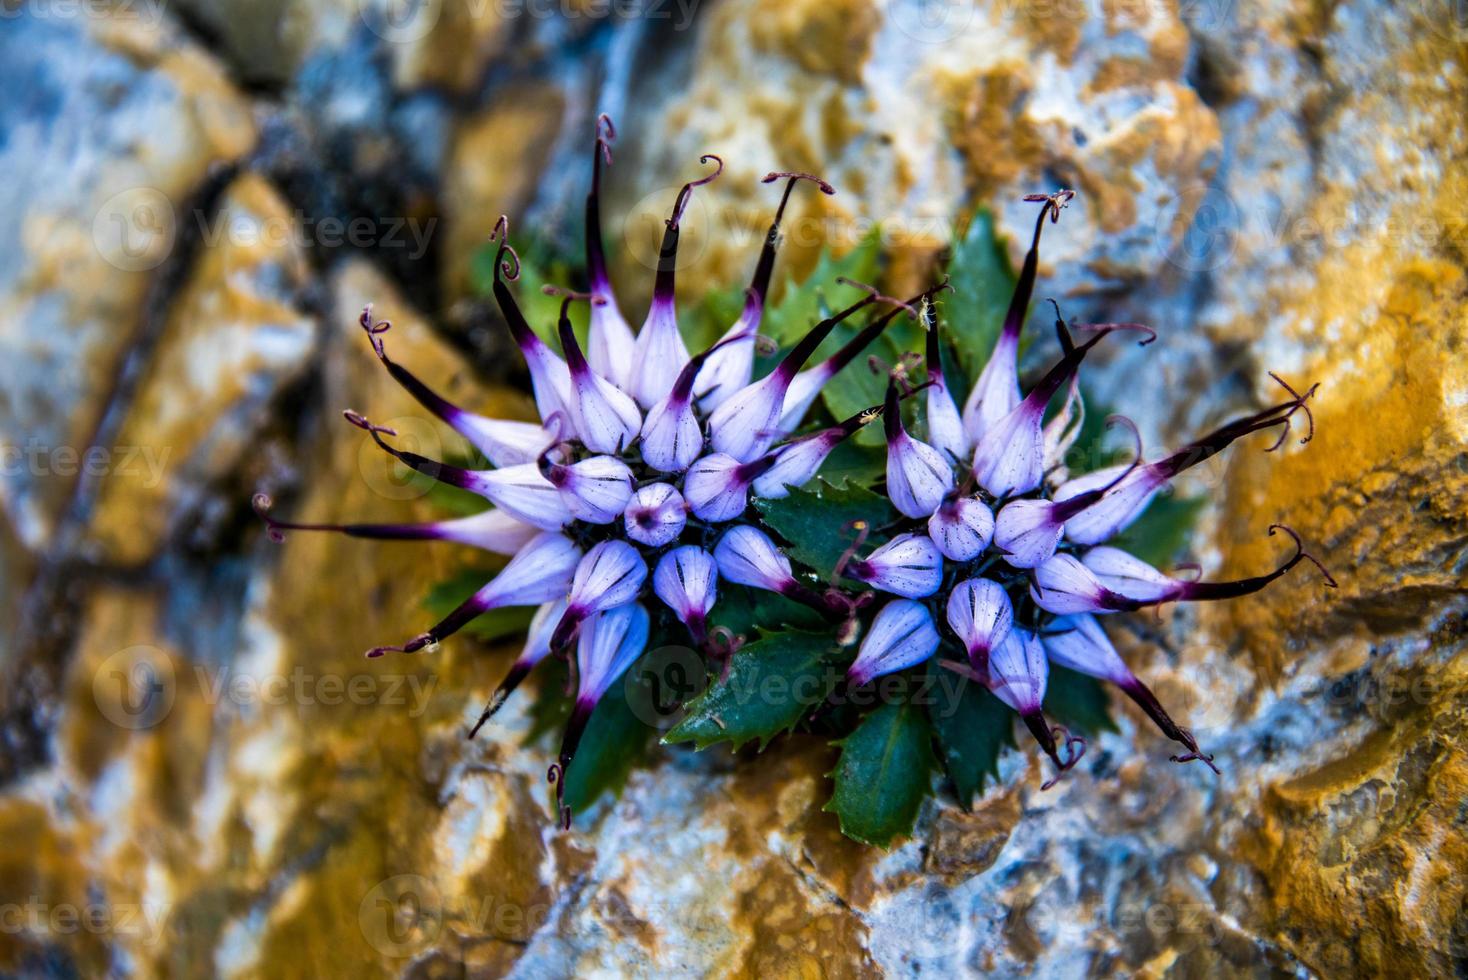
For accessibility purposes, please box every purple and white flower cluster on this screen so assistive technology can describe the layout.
[256,116,1336,824]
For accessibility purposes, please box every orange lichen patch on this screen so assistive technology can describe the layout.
[729,856,877,979]
[749,0,880,85]
[442,86,568,303]
[1240,664,1468,977]
[935,63,1047,202]
[0,799,100,974]
[1010,0,1086,62]
[1210,251,1468,677]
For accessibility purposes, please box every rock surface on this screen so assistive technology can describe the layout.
[2,0,1466,976]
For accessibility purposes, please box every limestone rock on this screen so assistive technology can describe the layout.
[86,175,318,566]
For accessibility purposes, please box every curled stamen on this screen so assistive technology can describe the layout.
[541,284,606,306]
[1268,524,1339,588]
[491,214,521,281]
[668,154,724,229]
[835,277,919,319]
[1023,189,1077,223]
[1263,373,1319,450]
[1170,749,1222,774]
[251,493,287,543]
[761,170,837,196]
[343,410,398,441]
[359,305,391,360]
[1040,726,1087,790]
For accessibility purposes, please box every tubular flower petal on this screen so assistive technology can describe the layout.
[629,155,722,407]
[927,497,995,561]
[253,495,537,556]
[557,297,642,454]
[552,602,652,819]
[468,598,567,737]
[842,532,944,598]
[683,452,779,523]
[847,599,940,686]
[945,578,1014,671]
[1082,525,1337,607]
[640,334,744,474]
[623,482,687,547]
[545,454,635,525]
[923,304,969,462]
[696,172,835,411]
[961,192,1072,441]
[583,115,637,389]
[884,380,955,518]
[987,627,1085,785]
[1061,376,1319,544]
[972,319,1150,499]
[365,532,582,658]
[708,291,882,462]
[653,546,719,643]
[753,404,883,499]
[1042,615,1217,771]
[712,524,829,613]
[487,219,574,427]
[1030,553,1140,616]
[473,463,574,530]
[358,307,551,467]
[552,540,649,649]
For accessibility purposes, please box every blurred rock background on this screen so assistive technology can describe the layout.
[1,0,1465,975]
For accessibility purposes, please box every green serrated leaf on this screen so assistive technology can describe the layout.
[942,210,1016,387]
[1109,493,1207,567]
[824,698,935,848]
[560,682,652,813]
[755,481,899,576]
[811,439,887,490]
[705,585,824,639]
[926,659,1016,808]
[762,229,883,349]
[422,570,531,642]
[1044,666,1119,737]
[663,631,843,751]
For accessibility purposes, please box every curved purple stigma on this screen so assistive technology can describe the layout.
[655,154,725,298]
[1174,524,1337,601]
[467,598,565,739]
[488,216,573,424]
[581,114,638,388]
[1042,615,1217,772]
[694,173,833,410]
[1155,374,1319,481]
[344,410,484,495]
[551,293,642,454]
[708,286,895,461]
[252,493,535,555]
[1029,717,1087,791]
[366,532,581,658]
[962,190,1074,440]
[586,114,616,285]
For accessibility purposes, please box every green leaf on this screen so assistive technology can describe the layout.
[926,659,1015,808]
[663,631,844,751]
[705,585,824,639]
[560,682,652,813]
[942,210,1016,385]
[819,325,902,445]
[1108,493,1207,567]
[422,570,531,642]
[755,481,899,576]
[811,438,887,490]
[1044,666,1119,737]
[761,228,883,349]
[824,698,936,848]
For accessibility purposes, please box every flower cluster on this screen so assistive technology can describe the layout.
[256,115,1335,831]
